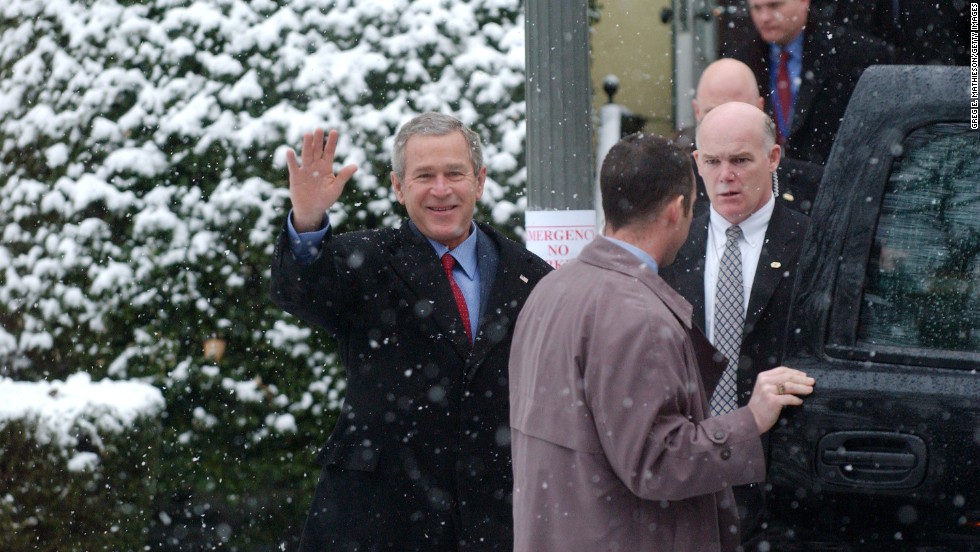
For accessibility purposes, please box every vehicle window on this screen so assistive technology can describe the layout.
[857,122,980,353]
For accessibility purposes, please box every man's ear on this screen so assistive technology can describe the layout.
[692,99,702,121]
[768,144,781,173]
[392,172,406,205]
[475,166,486,198]
[666,194,686,225]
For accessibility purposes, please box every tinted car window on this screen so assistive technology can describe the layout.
[857,122,980,353]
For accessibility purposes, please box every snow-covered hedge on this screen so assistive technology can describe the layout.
[0,0,529,547]
[0,374,164,550]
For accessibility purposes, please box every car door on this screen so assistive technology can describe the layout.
[766,65,980,550]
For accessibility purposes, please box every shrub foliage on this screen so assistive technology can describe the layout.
[0,375,164,551]
[0,0,530,548]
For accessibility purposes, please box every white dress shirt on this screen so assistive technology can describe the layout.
[704,194,775,344]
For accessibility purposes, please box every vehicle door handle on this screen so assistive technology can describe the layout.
[816,431,927,489]
[822,450,916,470]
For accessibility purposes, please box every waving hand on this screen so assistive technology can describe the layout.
[285,128,359,232]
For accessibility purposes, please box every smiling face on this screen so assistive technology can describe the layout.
[392,131,486,249]
[748,0,809,46]
[695,102,780,225]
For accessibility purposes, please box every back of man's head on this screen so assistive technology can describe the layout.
[694,58,764,121]
[601,133,693,232]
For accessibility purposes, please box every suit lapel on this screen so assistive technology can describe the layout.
[669,215,710,330]
[475,226,499,325]
[465,225,537,381]
[388,224,472,359]
[742,37,770,99]
[746,204,797,329]
[690,323,726,403]
[745,37,780,129]
[791,27,834,138]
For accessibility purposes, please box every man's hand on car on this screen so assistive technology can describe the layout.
[748,367,815,434]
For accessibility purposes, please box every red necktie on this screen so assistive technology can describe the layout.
[441,253,472,342]
[776,49,792,144]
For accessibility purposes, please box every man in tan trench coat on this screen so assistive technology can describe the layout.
[509,133,815,551]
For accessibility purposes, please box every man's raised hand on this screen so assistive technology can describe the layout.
[285,128,358,232]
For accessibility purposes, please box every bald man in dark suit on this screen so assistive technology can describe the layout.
[660,102,810,544]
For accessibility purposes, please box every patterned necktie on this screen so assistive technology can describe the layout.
[711,225,744,416]
[441,253,472,343]
[776,49,792,144]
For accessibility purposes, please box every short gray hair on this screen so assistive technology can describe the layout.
[392,112,484,180]
[761,112,777,151]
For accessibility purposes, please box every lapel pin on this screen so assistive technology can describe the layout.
[770,261,782,269]
[519,274,528,283]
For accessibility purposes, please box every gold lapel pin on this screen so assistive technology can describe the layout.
[770,261,782,269]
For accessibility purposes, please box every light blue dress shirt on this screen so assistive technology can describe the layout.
[768,33,804,137]
[286,212,481,343]
[286,213,329,265]
[604,236,659,274]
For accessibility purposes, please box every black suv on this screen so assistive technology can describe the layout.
[765,65,979,550]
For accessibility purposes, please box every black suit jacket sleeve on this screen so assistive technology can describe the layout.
[269,222,351,335]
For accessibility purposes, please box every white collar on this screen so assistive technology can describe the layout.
[708,194,775,248]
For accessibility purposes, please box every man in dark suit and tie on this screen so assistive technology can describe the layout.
[724,0,893,165]
[270,112,552,551]
[659,101,810,545]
